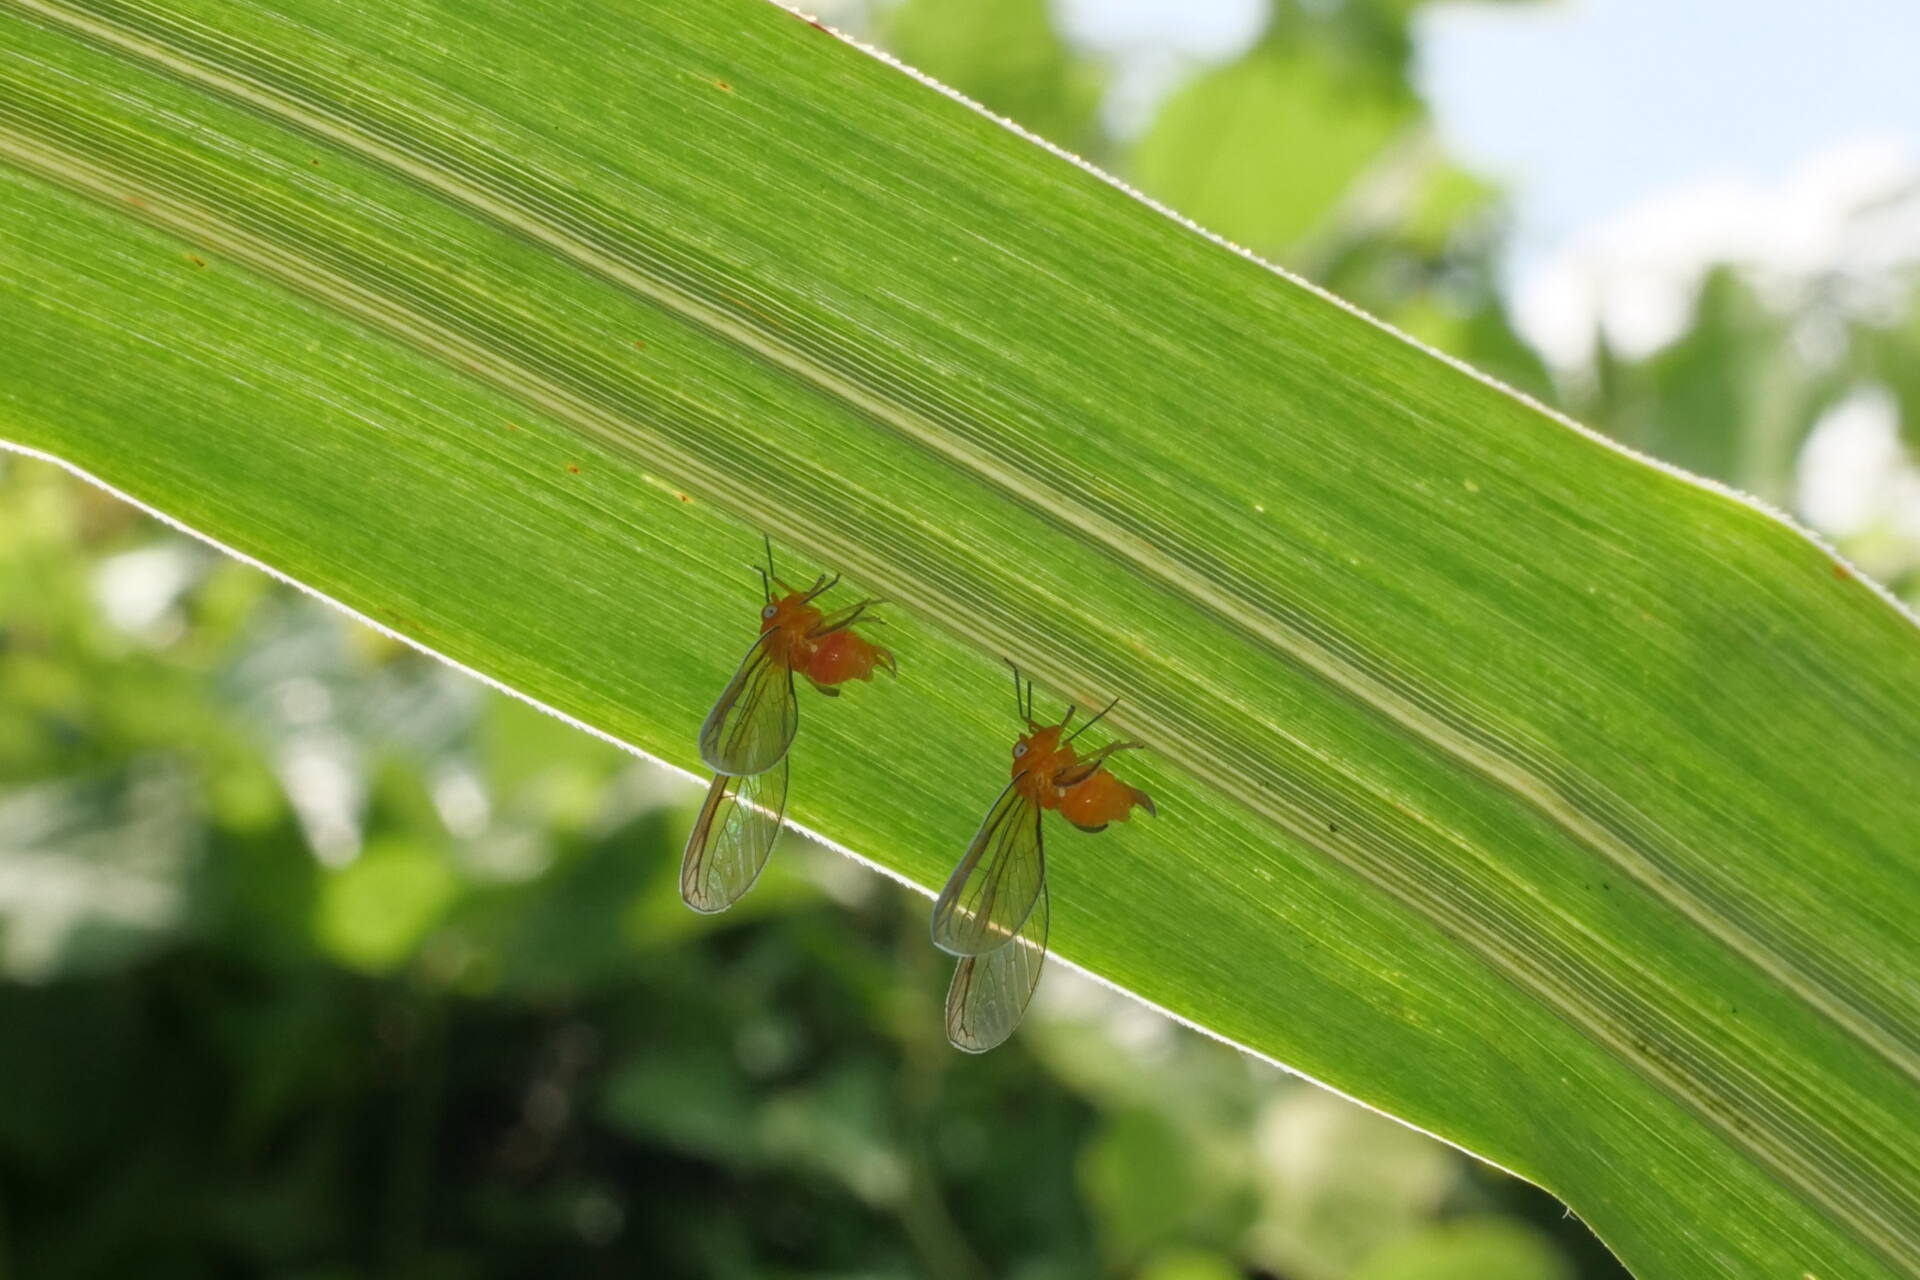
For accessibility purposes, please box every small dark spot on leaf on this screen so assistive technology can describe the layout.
[1326,821,1338,833]
[188,255,206,267]
[633,339,647,350]
[309,157,320,166]
[1831,563,1851,580]
[713,79,732,92]
[567,464,581,474]
[674,492,691,504]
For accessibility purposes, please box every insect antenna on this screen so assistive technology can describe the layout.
[1066,695,1121,743]
[763,535,778,589]
[800,573,840,604]
[1003,660,1037,724]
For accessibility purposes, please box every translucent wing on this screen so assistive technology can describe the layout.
[931,777,1044,956]
[945,881,1049,1053]
[698,630,798,777]
[679,759,789,913]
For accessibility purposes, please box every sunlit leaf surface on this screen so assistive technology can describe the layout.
[4,3,1919,1276]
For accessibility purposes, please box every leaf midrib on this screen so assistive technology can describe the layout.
[4,1,1917,1269]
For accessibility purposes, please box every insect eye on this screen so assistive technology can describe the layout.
[1012,742,1028,758]
[761,604,778,620]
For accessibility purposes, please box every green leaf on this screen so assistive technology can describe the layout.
[1130,43,1416,255]
[1858,286,1920,453]
[313,835,456,974]
[1079,1107,1206,1264]
[2,4,1918,1278]
[1351,1219,1573,1280]
[885,0,1102,158]
[1587,266,1843,501]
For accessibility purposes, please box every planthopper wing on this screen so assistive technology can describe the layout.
[945,881,1049,1053]
[679,759,789,913]
[698,630,798,777]
[931,776,1045,956]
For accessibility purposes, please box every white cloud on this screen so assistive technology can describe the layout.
[1513,137,1920,367]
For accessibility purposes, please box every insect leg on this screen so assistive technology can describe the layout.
[1066,695,1121,743]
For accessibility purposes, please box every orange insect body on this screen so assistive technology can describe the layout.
[1056,768,1153,830]
[934,675,1155,1053]
[1010,722,1154,830]
[805,627,893,685]
[1008,723,1070,801]
[686,544,895,915]
[758,589,895,690]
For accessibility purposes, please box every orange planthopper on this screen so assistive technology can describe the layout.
[935,668,1155,1052]
[698,538,894,778]
[681,538,894,914]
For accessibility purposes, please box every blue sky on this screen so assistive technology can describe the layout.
[1053,0,1920,269]
[1047,0,1920,365]
[1414,0,1920,263]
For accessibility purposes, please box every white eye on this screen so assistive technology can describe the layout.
[1012,742,1028,758]
[761,604,778,620]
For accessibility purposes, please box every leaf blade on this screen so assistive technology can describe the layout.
[4,2,1919,1276]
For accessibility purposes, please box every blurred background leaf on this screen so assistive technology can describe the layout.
[1131,40,1415,253]
[887,0,1105,159]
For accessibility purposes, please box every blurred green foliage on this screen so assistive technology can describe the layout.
[886,0,1104,159]
[1131,42,1414,253]
[3,0,1917,1275]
